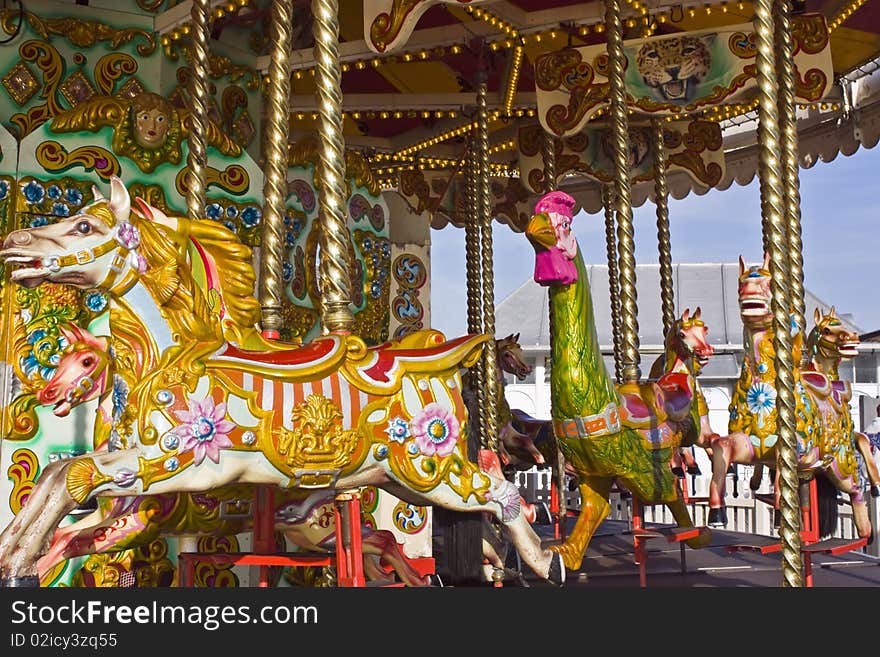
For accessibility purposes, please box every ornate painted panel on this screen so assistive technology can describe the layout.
[283,140,391,346]
[535,15,834,137]
[517,119,726,194]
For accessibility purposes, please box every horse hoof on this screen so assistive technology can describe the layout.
[686,465,702,476]
[671,467,685,479]
[871,485,880,498]
[0,575,40,588]
[427,574,444,587]
[548,552,566,587]
[707,507,727,528]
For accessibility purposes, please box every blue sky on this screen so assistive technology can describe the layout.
[429,143,880,339]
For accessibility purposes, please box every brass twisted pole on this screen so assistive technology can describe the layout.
[477,71,498,453]
[776,0,807,364]
[464,136,485,441]
[465,137,483,336]
[606,0,640,382]
[603,184,624,383]
[258,0,294,338]
[312,0,353,333]
[541,130,556,191]
[184,0,211,222]
[542,128,568,535]
[755,0,803,586]
[652,120,675,337]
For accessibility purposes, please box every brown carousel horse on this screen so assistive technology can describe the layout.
[648,307,719,479]
[707,256,875,538]
[0,175,564,587]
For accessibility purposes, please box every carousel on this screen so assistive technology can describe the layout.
[0,0,878,589]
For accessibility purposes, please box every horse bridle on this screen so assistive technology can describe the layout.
[41,219,139,293]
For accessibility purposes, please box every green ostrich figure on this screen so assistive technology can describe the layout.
[526,190,711,571]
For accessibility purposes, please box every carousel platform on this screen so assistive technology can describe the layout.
[516,517,880,588]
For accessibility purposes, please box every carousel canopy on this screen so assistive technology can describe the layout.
[224,0,880,227]
[6,0,879,227]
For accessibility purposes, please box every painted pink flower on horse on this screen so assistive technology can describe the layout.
[410,403,459,457]
[172,396,236,465]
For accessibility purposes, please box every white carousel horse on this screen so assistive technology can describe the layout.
[0,175,563,587]
[33,324,433,587]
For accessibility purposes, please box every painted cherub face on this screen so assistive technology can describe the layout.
[134,108,170,149]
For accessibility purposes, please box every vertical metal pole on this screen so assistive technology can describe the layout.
[542,129,567,540]
[776,0,807,364]
[185,0,211,222]
[652,120,675,337]
[477,70,498,454]
[465,136,485,440]
[603,184,624,383]
[754,0,803,586]
[313,0,353,333]
[605,0,640,383]
[465,138,483,337]
[258,0,295,338]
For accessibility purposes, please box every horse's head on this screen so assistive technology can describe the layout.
[526,191,578,287]
[37,324,112,417]
[0,177,143,292]
[669,307,714,371]
[737,253,772,328]
[496,333,532,381]
[808,306,860,364]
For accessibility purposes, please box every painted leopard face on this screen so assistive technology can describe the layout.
[636,36,712,102]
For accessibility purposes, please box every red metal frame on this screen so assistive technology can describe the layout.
[725,477,868,587]
[177,487,369,588]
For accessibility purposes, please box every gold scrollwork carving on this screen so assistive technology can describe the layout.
[9,40,65,138]
[15,13,156,56]
[7,449,39,514]
[369,0,426,53]
[175,164,249,197]
[791,14,829,55]
[194,536,240,587]
[728,31,757,59]
[36,141,121,180]
[93,53,139,96]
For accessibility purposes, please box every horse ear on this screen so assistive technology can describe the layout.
[682,308,690,322]
[762,251,770,270]
[830,305,836,318]
[814,307,822,324]
[738,255,745,276]
[694,307,701,319]
[58,324,83,346]
[109,176,131,224]
[91,185,106,203]
[134,196,177,230]
[514,332,520,343]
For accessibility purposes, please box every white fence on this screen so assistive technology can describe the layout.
[514,455,880,557]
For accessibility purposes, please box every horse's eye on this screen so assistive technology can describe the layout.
[823,328,831,335]
[76,221,91,234]
[82,358,93,367]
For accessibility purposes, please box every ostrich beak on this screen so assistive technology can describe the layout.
[526,212,556,250]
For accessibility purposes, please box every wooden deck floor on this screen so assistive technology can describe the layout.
[516,517,880,587]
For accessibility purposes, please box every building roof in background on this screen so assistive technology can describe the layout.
[497,262,861,361]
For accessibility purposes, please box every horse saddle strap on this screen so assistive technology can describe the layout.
[553,402,621,440]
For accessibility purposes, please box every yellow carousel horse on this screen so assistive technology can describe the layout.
[708,257,875,538]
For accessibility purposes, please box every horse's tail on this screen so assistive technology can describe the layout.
[814,473,839,539]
